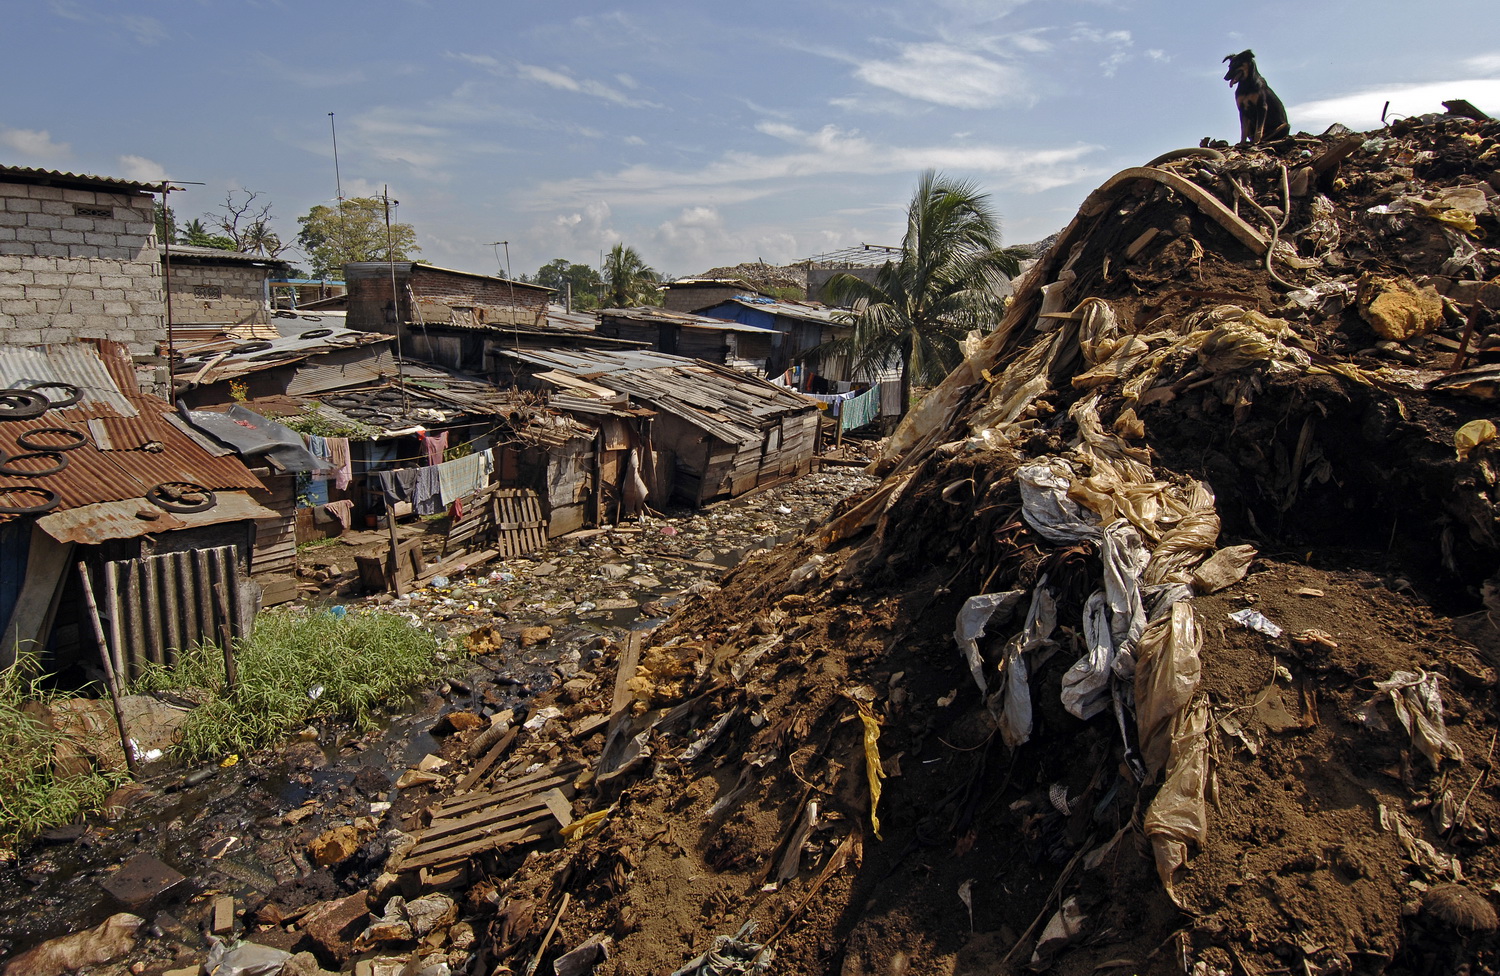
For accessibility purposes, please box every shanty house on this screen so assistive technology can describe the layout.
[660,277,773,313]
[696,295,854,389]
[162,243,291,346]
[595,307,779,373]
[345,262,556,373]
[495,347,820,507]
[0,340,270,684]
[0,165,166,356]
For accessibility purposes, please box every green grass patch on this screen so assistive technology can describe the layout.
[134,609,450,761]
[0,662,125,849]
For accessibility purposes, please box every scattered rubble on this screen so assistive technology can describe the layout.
[8,107,1500,975]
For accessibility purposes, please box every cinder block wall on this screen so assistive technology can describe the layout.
[167,262,268,325]
[0,181,165,354]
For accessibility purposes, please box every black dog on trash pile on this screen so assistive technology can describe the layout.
[1223,49,1290,144]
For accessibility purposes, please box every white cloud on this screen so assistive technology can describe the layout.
[854,43,1031,109]
[623,135,646,146]
[117,154,167,182]
[1146,49,1168,62]
[119,15,166,45]
[530,123,1101,210]
[1463,53,1500,75]
[0,126,71,161]
[1292,79,1500,131]
[516,64,659,108]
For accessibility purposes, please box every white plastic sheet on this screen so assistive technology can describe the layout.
[952,590,1026,693]
[994,582,1057,747]
[1017,460,1101,543]
[1061,520,1149,720]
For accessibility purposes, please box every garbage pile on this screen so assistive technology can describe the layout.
[12,112,1500,976]
[410,111,1497,975]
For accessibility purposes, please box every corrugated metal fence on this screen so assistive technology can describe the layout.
[95,545,252,683]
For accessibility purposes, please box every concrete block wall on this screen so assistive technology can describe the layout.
[0,181,165,354]
[167,262,269,326]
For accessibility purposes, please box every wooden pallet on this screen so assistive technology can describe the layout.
[493,488,548,557]
[396,763,581,873]
[441,487,547,559]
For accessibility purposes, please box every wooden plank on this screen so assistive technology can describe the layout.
[413,787,575,850]
[428,769,575,819]
[452,726,518,793]
[611,630,643,715]
[542,789,573,829]
[396,824,553,873]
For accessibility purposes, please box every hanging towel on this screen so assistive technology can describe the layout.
[376,468,421,506]
[414,466,443,516]
[327,437,352,491]
[840,386,880,432]
[424,430,449,467]
[438,451,485,505]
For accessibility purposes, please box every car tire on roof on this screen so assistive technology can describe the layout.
[0,390,50,420]
[24,382,82,409]
[0,487,60,516]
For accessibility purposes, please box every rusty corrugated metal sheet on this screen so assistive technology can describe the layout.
[35,491,278,544]
[0,342,264,527]
[87,416,160,451]
[286,345,399,396]
[0,343,138,417]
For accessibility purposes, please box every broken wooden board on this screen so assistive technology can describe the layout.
[396,767,581,873]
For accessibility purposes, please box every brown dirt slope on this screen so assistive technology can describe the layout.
[383,114,1500,976]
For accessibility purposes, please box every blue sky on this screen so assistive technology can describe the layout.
[3,1,1498,280]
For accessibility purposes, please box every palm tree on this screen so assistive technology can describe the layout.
[602,243,661,307]
[822,170,1025,415]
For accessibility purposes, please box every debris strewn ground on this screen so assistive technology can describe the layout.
[9,111,1500,975]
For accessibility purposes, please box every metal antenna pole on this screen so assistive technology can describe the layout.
[384,186,407,412]
[329,112,347,269]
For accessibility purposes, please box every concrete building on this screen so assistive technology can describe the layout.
[163,243,291,344]
[0,165,165,355]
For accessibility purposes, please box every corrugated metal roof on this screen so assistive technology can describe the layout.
[176,329,394,386]
[36,491,278,545]
[0,343,138,417]
[0,165,160,195]
[706,296,844,325]
[498,347,815,447]
[163,244,290,265]
[599,307,779,333]
[0,342,263,525]
[286,346,399,396]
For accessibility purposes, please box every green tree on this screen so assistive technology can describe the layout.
[821,170,1024,415]
[154,202,176,244]
[534,258,603,310]
[602,243,661,307]
[179,218,236,250]
[296,197,420,279]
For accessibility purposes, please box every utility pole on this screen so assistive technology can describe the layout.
[384,186,407,411]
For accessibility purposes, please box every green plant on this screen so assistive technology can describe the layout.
[133,609,449,760]
[279,404,377,440]
[0,661,125,848]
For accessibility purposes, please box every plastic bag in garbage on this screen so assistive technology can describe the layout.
[204,938,292,976]
[952,590,1026,693]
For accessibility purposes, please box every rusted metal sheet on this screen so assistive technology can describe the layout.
[0,342,264,525]
[285,345,399,396]
[36,491,278,545]
[87,416,161,451]
[0,342,138,417]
